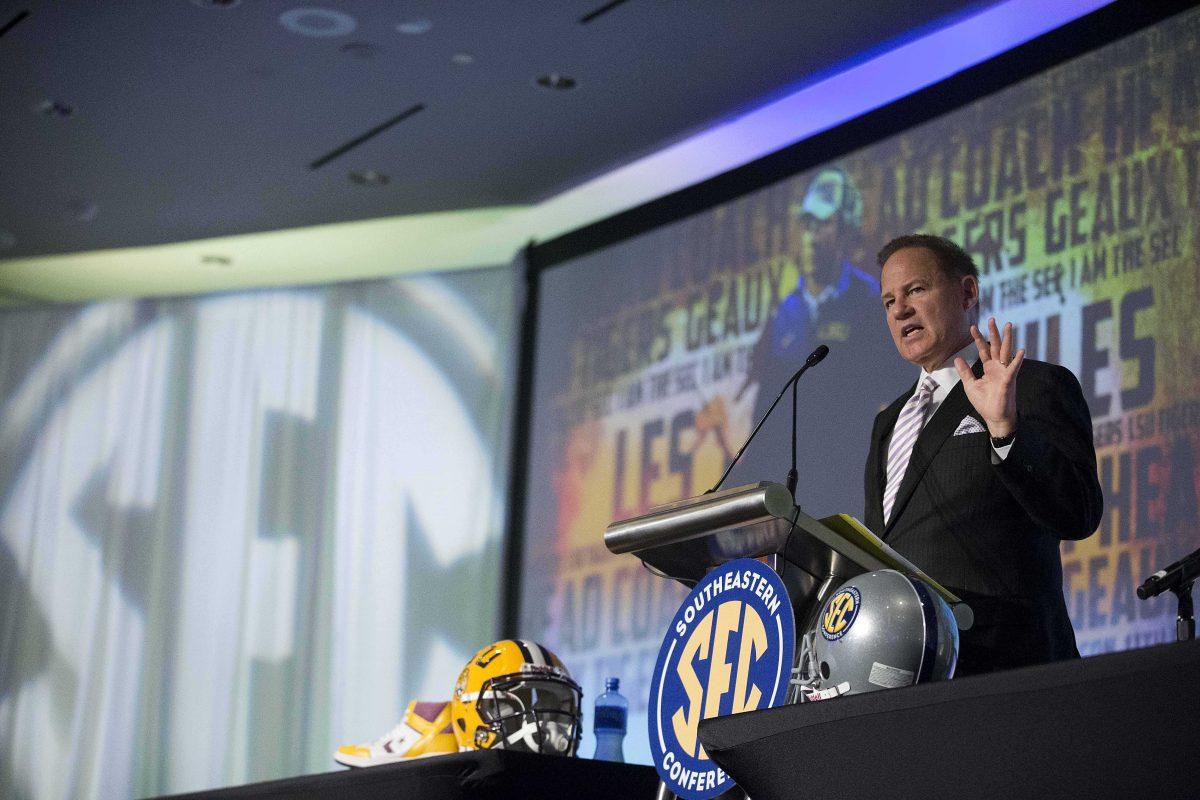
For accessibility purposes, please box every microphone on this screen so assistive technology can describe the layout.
[801,345,830,369]
[706,344,830,495]
[1137,546,1200,599]
[804,344,831,369]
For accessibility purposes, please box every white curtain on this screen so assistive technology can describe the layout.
[0,266,517,798]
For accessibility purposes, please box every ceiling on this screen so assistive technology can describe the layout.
[0,0,1051,300]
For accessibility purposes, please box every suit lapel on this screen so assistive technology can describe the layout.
[867,385,912,531]
[883,360,982,538]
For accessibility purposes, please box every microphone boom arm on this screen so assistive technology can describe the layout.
[706,344,828,495]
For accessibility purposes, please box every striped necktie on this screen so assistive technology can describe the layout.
[883,375,938,525]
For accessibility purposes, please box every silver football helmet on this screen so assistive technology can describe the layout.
[793,569,958,701]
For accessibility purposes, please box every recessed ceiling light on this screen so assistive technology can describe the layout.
[349,170,390,186]
[278,7,357,38]
[451,52,474,66]
[35,99,73,118]
[201,254,233,266]
[396,19,432,35]
[536,73,577,91]
[190,0,241,9]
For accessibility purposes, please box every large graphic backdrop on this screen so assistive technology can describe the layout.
[0,267,517,799]
[519,8,1200,764]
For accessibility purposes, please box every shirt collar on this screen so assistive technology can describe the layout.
[916,342,977,406]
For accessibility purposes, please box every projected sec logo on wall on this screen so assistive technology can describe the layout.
[648,559,794,799]
[0,270,515,798]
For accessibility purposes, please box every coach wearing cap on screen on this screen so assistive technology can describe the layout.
[864,234,1103,676]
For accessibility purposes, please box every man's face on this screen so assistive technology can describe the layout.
[795,214,843,285]
[879,246,977,371]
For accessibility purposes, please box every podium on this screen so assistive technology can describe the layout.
[606,481,974,799]
[605,482,975,799]
[604,481,969,643]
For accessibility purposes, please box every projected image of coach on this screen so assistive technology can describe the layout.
[735,167,908,515]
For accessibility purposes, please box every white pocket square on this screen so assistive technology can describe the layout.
[953,416,986,436]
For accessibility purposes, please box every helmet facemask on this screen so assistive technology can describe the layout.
[474,669,582,756]
[792,630,849,702]
[792,629,820,691]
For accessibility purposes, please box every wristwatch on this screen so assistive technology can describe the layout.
[990,431,1017,447]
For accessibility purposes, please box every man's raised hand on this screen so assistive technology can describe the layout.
[953,317,1024,438]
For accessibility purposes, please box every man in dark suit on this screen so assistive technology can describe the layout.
[864,234,1102,676]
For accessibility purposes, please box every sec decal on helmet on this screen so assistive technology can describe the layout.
[820,586,861,641]
[450,639,582,756]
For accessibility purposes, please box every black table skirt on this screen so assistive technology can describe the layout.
[699,639,1200,800]
[154,749,661,800]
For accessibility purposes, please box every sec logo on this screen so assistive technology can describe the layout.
[648,558,794,799]
[821,586,861,641]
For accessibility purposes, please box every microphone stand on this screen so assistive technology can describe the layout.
[1139,546,1199,642]
[1172,582,1195,643]
[707,344,828,495]
[786,379,798,501]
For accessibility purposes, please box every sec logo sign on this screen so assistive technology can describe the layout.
[648,558,794,799]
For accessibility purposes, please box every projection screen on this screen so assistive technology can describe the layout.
[518,6,1200,765]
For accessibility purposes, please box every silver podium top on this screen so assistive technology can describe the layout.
[602,481,972,631]
[603,482,876,588]
[604,481,796,556]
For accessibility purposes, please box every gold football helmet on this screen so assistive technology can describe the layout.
[451,639,582,756]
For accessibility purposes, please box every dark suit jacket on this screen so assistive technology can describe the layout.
[863,359,1103,675]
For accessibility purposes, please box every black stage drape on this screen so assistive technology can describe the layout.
[700,639,1200,799]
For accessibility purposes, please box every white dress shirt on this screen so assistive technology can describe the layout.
[909,342,1015,460]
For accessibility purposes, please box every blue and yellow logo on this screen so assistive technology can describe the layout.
[648,559,794,800]
[820,587,861,641]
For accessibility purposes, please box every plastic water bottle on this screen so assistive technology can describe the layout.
[592,677,627,762]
